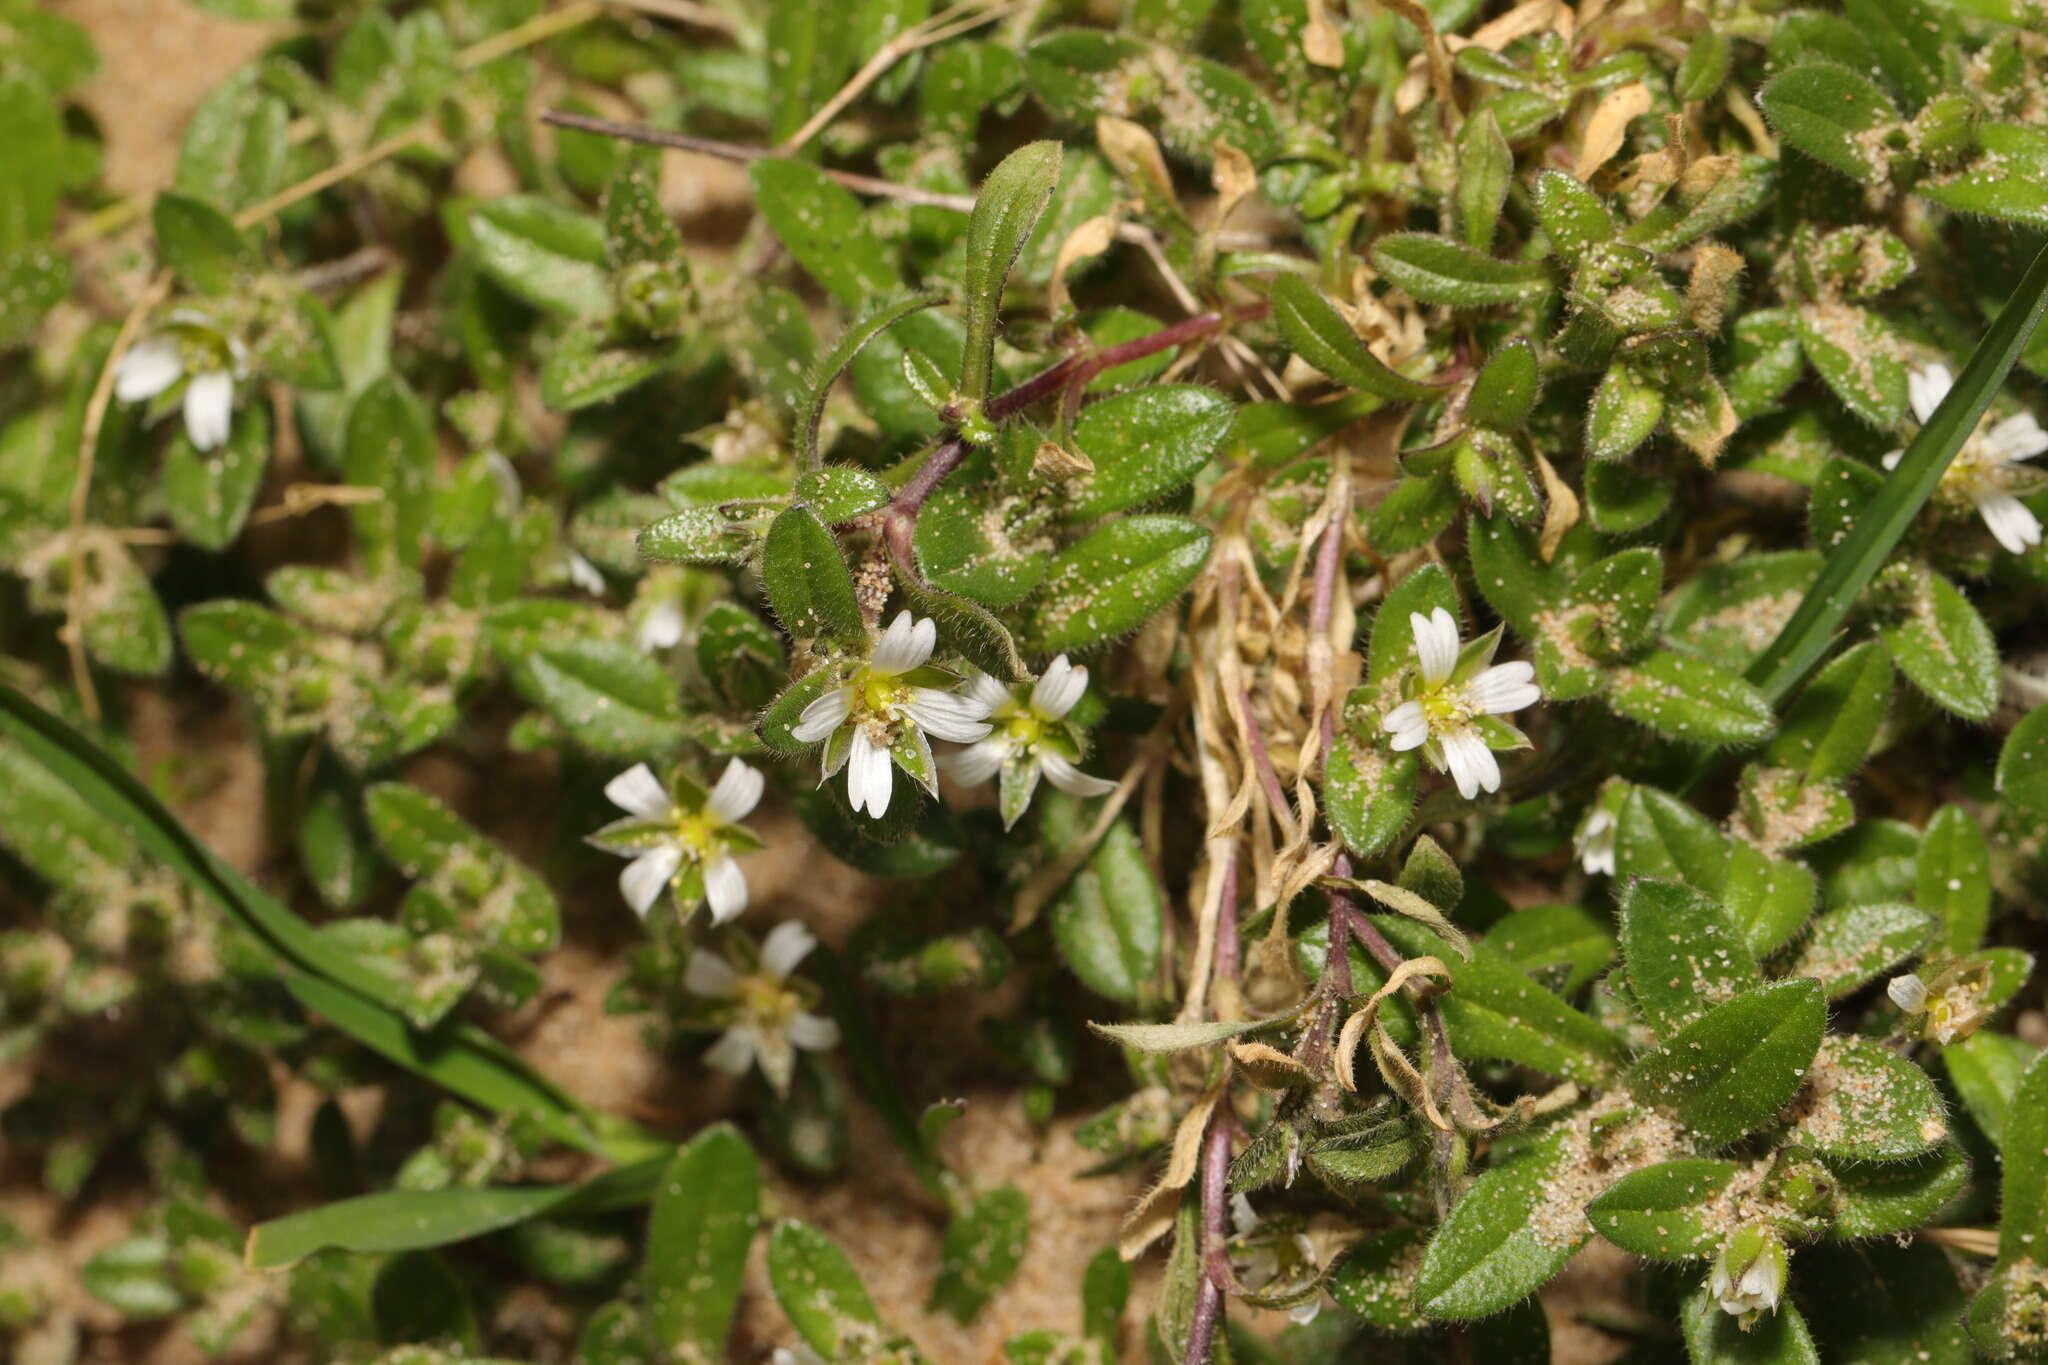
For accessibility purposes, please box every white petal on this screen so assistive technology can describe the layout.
[871,612,935,674]
[1288,1300,1322,1326]
[1231,1193,1259,1234]
[847,729,894,817]
[963,671,1012,713]
[566,552,605,596]
[619,844,683,915]
[605,763,674,819]
[788,1011,840,1051]
[637,601,686,652]
[941,737,1009,786]
[1986,412,2048,461]
[114,337,183,402]
[1040,749,1117,796]
[1880,448,1905,472]
[707,758,765,823]
[684,950,740,997]
[1887,973,1928,1013]
[1412,607,1460,684]
[183,370,234,451]
[1465,660,1541,715]
[792,686,854,743]
[703,1026,757,1075]
[761,920,818,978]
[1440,727,1499,800]
[1031,655,1089,719]
[1383,700,1428,751]
[1976,491,2043,554]
[906,687,994,743]
[702,854,749,924]
[1909,364,1953,426]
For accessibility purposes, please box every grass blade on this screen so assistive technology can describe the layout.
[1745,244,2048,704]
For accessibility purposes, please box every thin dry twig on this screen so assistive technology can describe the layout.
[779,0,1019,154]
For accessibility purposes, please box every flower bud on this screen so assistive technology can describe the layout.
[1710,1224,1787,1328]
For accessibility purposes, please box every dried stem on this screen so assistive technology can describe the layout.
[1183,1116,1235,1365]
[778,0,1019,154]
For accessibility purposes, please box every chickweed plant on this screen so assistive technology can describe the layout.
[5,0,2048,1361]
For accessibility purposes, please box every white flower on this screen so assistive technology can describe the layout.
[1884,363,2048,555]
[942,654,1116,826]
[113,310,249,453]
[1381,608,1542,800]
[1575,806,1617,876]
[790,612,993,819]
[772,1347,826,1365]
[687,921,840,1094]
[1709,1225,1786,1325]
[565,551,606,596]
[636,599,686,653]
[1888,959,1991,1045]
[587,759,764,924]
[1229,1195,1322,1325]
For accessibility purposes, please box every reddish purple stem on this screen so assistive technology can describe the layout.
[1184,1115,1236,1365]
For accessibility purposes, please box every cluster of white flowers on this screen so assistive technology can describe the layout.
[1382,608,1542,800]
[1888,362,2048,555]
[114,311,248,452]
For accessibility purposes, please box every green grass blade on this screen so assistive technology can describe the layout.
[1745,244,2048,705]
[0,683,649,1162]
[245,1157,667,1269]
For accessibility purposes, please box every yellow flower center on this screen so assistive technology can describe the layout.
[739,974,800,1026]
[1004,711,1046,749]
[673,810,720,859]
[1420,686,1473,734]
[858,669,907,715]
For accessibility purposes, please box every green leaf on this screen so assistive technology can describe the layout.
[1324,737,1418,860]
[1270,273,1438,401]
[517,639,687,758]
[468,197,610,319]
[1800,1241,1973,1365]
[1455,110,1512,252]
[602,150,683,268]
[152,191,252,295]
[1758,61,1900,185]
[1919,122,2048,230]
[1744,243,2048,708]
[1607,650,1775,745]
[1787,901,1931,997]
[1485,904,1615,995]
[1997,704,2048,815]
[0,245,71,347]
[162,403,269,551]
[1045,795,1162,1004]
[1943,1031,2036,1150]
[81,1237,183,1317]
[540,326,675,412]
[1763,641,1892,780]
[640,503,770,566]
[892,574,1030,684]
[960,141,1062,404]
[930,1185,1030,1323]
[1531,170,1615,266]
[1791,1034,1948,1161]
[1993,1050,2048,1263]
[0,70,64,251]
[761,505,866,644]
[1845,0,1949,107]
[1586,363,1664,461]
[1825,1141,1971,1239]
[342,375,435,576]
[246,1161,662,1269]
[1327,1227,1432,1331]
[795,467,890,523]
[1917,805,1990,953]
[767,1220,891,1359]
[1089,1015,1287,1053]
[1413,1126,1583,1319]
[1466,339,1539,430]
[645,1125,760,1363]
[1723,843,1818,958]
[1682,1284,1820,1364]
[1031,515,1211,652]
[1225,392,1382,467]
[1585,1159,1742,1261]
[1625,979,1826,1147]
[175,66,289,213]
[1065,385,1236,517]
[1371,232,1554,308]
[1622,879,1759,1037]
[1875,565,1999,722]
[1615,785,1730,895]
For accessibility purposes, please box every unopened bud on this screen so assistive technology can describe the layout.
[1710,1224,1787,1328]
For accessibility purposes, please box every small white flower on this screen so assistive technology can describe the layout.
[1884,363,2048,555]
[113,310,249,453]
[636,599,687,653]
[791,612,993,819]
[772,1346,827,1365]
[942,654,1116,826]
[1886,971,1928,1015]
[565,551,607,596]
[1381,608,1542,800]
[688,921,840,1094]
[587,759,764,924]
[1229,1195,1322,1325]
[1709,1225,1786,1325]
[1575,807,1617,877]
[1889,960,1991,1045]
